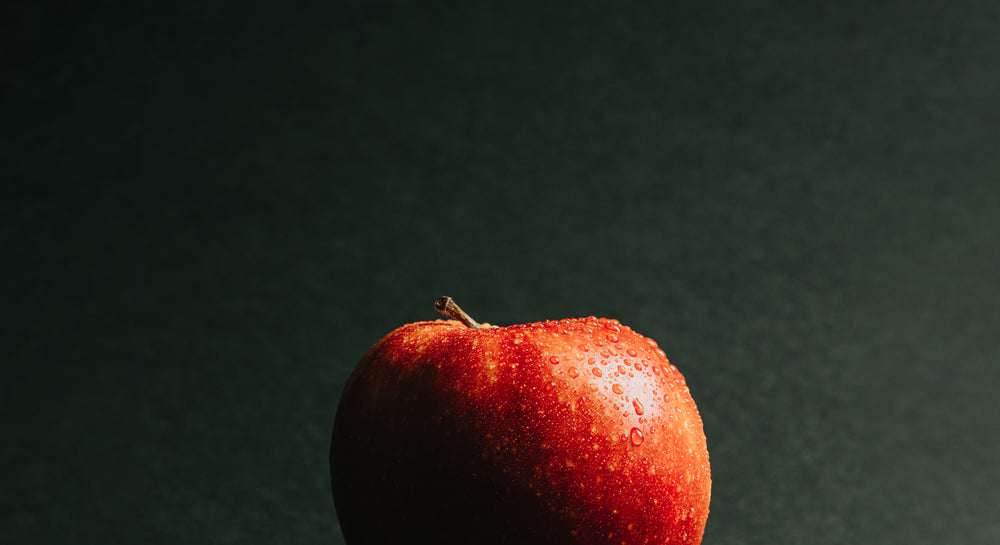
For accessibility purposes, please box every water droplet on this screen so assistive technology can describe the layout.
[633,398,645,415]
[630,427,644,446]
[568,367,579,378]
[592,367,603,377]
[579,344,590,352]
[617,365,627,375]
[655,348,666,359]
[544,381,556,392]
[626,348,637,357]
[607,334,619,343]
[549,356,560,365]
[612,383,624,395]
[634,361,643,371]
[588,358,596,365]
[651,364,660,375]
[663,394,670,402]
[648,338,658,348]
[595,341,605,347]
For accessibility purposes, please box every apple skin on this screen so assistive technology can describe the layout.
[331,315,710,545]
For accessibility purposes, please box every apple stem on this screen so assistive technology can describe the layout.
[435,296,481,329]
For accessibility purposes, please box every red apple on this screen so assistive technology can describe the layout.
[331,297,710,545]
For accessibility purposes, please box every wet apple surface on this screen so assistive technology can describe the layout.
[331,299,710,545]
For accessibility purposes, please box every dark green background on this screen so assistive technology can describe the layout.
[4,1,999,543]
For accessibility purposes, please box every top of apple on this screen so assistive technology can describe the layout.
[332,296,711,545]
